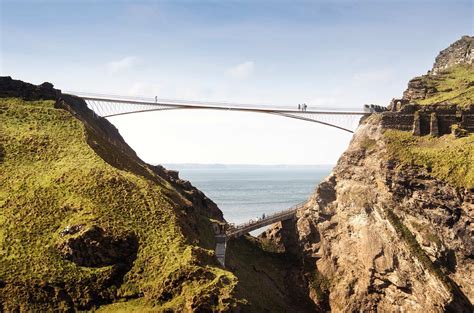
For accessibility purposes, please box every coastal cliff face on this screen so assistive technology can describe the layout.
[265,36,473,312]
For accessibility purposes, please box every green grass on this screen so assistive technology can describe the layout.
[360,136,377,152]
[415,64,474,107]
[0,98,240,311]
[383,130,474,189]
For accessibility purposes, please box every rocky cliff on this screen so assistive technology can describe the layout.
[432,35,473,75]
[264,36,473,312]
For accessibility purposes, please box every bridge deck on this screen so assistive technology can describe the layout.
[68,91,367,133]
[67,91,367,116]
[226,201,306,238]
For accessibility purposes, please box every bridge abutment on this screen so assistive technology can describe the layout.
[215,234,227,266]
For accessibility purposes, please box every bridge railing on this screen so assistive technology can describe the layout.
[226,200,307,234]
[65,90,366,114]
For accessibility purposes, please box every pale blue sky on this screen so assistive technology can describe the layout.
[1,1,472,164]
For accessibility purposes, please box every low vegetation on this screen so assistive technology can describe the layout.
[383,129,474,189]
[0,98,240,311]
[309,270,330,305]
[360,136,377,152]
[384,208,452,291]
[415,64,474,107]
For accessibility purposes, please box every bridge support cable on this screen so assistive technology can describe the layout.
[68,92,367,132]
[83,99,180,118]
[270,112,358,133]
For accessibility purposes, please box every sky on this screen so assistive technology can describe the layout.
[1,0,473,165]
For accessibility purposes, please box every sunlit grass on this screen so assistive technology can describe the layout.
[0,98,239,310]
[415,64,474,107]
[383,129,474,189]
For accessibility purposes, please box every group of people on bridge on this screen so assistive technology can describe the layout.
[298,103,308,111]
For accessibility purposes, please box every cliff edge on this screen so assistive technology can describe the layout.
[264,36,473,312]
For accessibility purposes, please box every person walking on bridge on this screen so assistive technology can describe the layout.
[298,104,301,111]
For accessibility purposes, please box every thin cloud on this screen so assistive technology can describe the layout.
[352,69,394,83]
[127,82,161,96]
[227,61,255,79]
[107,56,139,74]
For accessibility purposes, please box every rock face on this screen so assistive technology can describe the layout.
[433,36,474,74]
[266,121,473,311]
[402,76,438,101]
[264,36,474,312]
[57,225,138,268]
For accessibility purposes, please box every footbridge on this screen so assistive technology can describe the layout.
[215,201,306,266]
[67,91,368,133]
[226,201,305,238]
[64,91,381,266]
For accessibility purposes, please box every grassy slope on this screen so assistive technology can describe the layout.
[383,130,474,189]
[0,98,239,311]
[384,64,474,189]
[415,64,474,107]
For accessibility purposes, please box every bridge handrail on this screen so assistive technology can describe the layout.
[227,200,307,233]
[66,90,366,114]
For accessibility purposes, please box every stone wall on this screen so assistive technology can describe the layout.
[381,103,474,136]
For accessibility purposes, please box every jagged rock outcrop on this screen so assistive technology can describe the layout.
[403,35,473,103]
[402,76,439,102]
[56,225,138,268]
[433,36,473,74]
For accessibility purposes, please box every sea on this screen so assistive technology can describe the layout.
[165,165,333,229]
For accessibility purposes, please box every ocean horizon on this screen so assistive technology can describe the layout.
[164,164,334,229]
